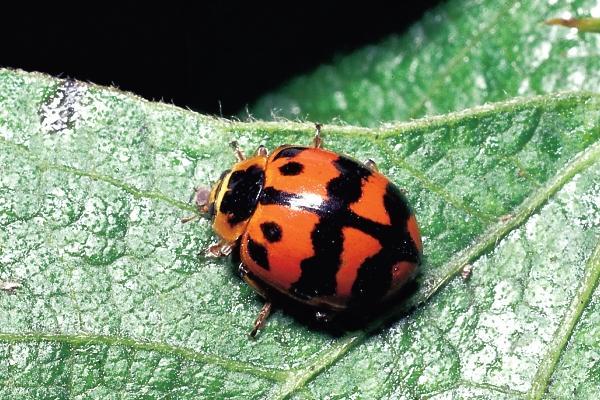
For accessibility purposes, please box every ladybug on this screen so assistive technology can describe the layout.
[186,125,422,336]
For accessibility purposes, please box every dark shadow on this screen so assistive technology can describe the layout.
[1,2,444,117]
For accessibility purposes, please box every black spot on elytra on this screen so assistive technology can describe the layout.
[327,156,371,203]
[219,165,264,226]
[272,146,306,160]
[259,187,301,207]
[261,222,282,242]
[247,236,270,270]
[290,220,344,299]
[348,183,420,306]
[258,154,421,306]
[279,161,304,176]
[349,251,396,303]
[289,156,371,299]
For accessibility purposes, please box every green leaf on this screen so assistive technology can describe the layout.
[2,1,600,398]
[251,0,600,127]
[1,65,600,399]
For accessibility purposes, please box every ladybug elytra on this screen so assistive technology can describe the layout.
[187,125,422,336]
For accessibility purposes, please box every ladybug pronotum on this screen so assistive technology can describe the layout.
[186,125,422,336]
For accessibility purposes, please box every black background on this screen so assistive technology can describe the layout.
[2,3,441,117]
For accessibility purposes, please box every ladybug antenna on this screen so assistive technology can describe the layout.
[230,141,246,161]
[312,123,323,148]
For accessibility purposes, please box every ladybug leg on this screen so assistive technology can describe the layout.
[181,214,199,223]
[250,302,272,338]
[229,140,246,161]
[312,123,324,148]
[181,187,211,223]
[364,159,378,172]
[207,240,234,257]
[255,145,269,157]
[238,264,274,337]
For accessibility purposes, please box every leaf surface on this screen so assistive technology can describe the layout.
[1,68,599,399]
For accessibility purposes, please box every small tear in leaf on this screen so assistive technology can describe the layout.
[544,17,600,33]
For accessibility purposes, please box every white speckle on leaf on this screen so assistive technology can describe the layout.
[491,280,520,310]
[0,173,19,196]
[40,79,87,134]
[474,74,487,90]
[568,69,585,87]
[518,78,530,95]
[531,42,552,69]
[334,91,348,110]
[408,59,420,82]
[525,214,540,240]
[8,344,29,367]
[559,10,573,19]
[462,343,497,383]
[483,135,499,151]
[124,279,138,291]
[0,124,15,140]
[566,46,587,58]
[130,206,141,222]
[117,150,131,162]
[592,1,600,17]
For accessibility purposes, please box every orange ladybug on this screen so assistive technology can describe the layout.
[187,125,422,336]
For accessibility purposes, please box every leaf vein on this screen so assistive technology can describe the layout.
[405,0,514,118]
[0,332,288,382]
[422,379,526,398]
[378,144,495,221]
[0,136,196,214]
[526,240,600,400]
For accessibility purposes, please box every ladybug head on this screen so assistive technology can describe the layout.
[203,169,231,221]
[198,156,267,243]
